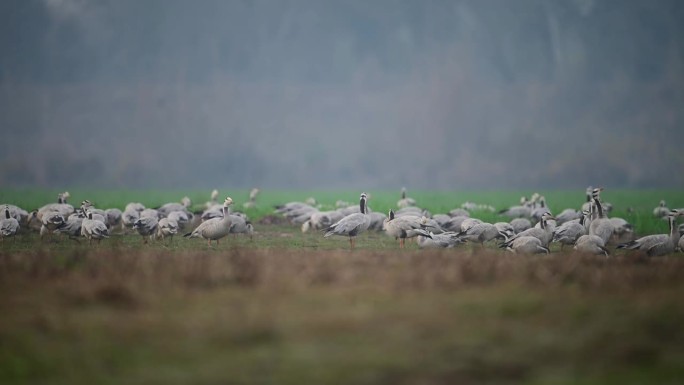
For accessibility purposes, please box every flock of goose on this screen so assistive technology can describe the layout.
[0,191,254,246]
[279,188,684,256]
[1,187,683,256]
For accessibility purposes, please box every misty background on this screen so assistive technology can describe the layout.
[1,0,683,190]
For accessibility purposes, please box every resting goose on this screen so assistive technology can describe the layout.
[501,213,556,248]
[121,209,140,233]
[383,209,432,249]
[324,193,372,250]
[552,210,589,250]
[510,218,532,234]
[617,210,680,256]
[125,202,146,213]
[502,236,549,254]
[417,232,463,248]
[498,196,532,218]
[0,205,20,241]
[157,198,192,218]
[574,234,609,256]
[184,197,234,246]
[456,221,503,247]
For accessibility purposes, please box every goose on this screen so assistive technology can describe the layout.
[29,210,66,240]
[396,187,416,208]
[495,222,516,240]
[581,187,594,213]
[678,224,684,252]
[80,211,109,244]
[510,218,532,234]
[417,231,464,248]
[459,217,483,232]
[205,189,220,209]
[301,211,343,232]
[555,208,581,225]
[243,188,260,209]
[133,216,159,243]
[156,218,179,242]
[167,210,191,230]
[448,208,470,218]
[324,193,372,250]
[80,200,107,226]
[530,196,551,224]
[125,202,146,213]
[157,198,192,218]
[461,201,495,213]
[617,210,680,256]
[574,234,609,256]
[121,209,140,232]
[498,196,532,218]
[228,215,254,239]
[456,221,503,247]
[0,205,20,241]
[588,189,614,245]
[368,211,388,231]
[105,208,122,229]
[552,210,589,250]
[653,200,670,218]
[184,197,234,246]
[444,215,470,232]
[140,208,159,220]
[37,192,74,220]
[502,236,549,254]
[501,212,556,248]
[383,209,432,249]
[0,204,29,224]
[54,215,83,241]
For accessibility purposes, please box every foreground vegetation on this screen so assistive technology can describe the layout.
[2,247,684,384]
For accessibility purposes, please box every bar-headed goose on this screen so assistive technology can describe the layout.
[156,218,179,242]
[383,209,432,249]
[0,205,20,241]
[502,236,549,254]
[396,187,416,208]
[653,200,670,218]
[617,210,680,256]
[184,197,234,246]
[574,234,609,256]
[81,210,109,244]
[133,216,159,244]
[324,193,371,250]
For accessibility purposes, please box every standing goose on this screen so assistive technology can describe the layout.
[243,188,260,209]
[396,187,416,208]
[678,223,684,252]
[383,209,432,249]
[588,189,614,245]
[0,205,20,241]
[499,196,533,218]
[184,197,234,246]
[324,193,372,250]
[81,210,109,244]
[653,200,670,218]
[156,218,179,242]
[133,216,159,244]
[54,215,83,241]
[617,210,680,256]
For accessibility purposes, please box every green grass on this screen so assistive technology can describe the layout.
[1,188,683,236]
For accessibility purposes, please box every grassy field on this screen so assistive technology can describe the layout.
[1,189,684,384]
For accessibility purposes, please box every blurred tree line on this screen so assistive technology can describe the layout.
[1,0,682,189]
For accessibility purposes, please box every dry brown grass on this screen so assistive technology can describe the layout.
[2,247,684,384]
